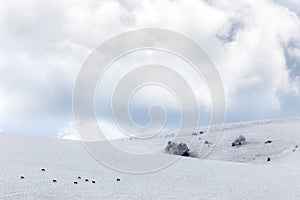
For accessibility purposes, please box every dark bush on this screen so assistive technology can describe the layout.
[232,135,246,147]
[165,141,189,156]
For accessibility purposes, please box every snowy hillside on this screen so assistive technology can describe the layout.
[0,119,300,199]
[188,118,300,165]
[117,119,300,165]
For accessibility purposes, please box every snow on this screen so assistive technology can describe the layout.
[0,119,300,199]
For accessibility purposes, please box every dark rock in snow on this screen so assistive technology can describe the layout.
[264,140,272,144]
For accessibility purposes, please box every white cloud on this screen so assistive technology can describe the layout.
[0,0,129,135]
[58,120,129,141]
[126,0,300,119]
[274,0,300,16]
[1,0,300,137]
[59,121,79,140]
[288,47,300,59]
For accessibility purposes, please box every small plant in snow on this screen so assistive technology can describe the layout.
[165,141,189,156]
[232,135,246,147]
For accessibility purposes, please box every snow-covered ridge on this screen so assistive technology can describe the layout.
[114,118,300,165]
[202,118,300,165]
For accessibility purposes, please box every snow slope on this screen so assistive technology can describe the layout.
[0,119,300,199]
[192,119,300,164]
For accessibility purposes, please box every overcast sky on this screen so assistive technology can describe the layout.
[0,0,300,139]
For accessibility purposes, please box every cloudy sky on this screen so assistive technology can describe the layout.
[0,0,300,139]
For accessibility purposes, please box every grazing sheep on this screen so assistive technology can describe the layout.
[199,131,204,134]
[267,157,271,162]
[41,168,45,172]
[78,176,81,179]
[85,179,89,182]
[20,176,25,179]
[53,179,57,183]
[92,180,96,184]
[117,178,120,182]
[74,181,78,184]
[264,140,272,144]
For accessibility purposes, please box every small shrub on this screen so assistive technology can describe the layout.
[232,135,246,147]
[165,141,189,156]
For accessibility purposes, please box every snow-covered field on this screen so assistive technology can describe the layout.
[0,119,299,199]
